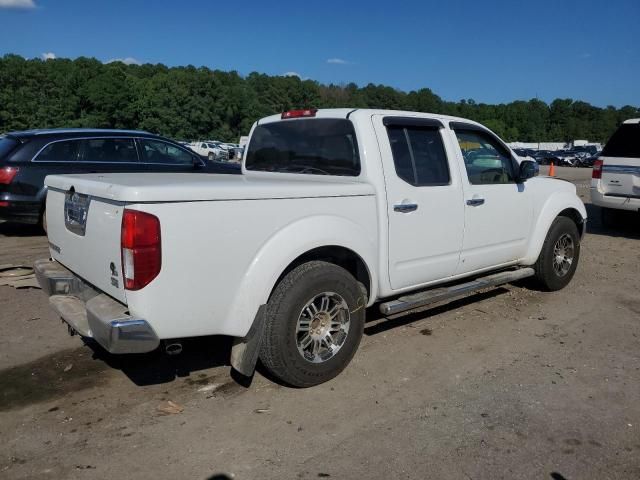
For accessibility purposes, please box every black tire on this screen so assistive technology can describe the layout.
[533,216,580,291]
[40,208,47,234]
[260,261,366,387]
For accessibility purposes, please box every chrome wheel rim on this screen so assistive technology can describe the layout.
[296,292,350,363]
[552,233,574,277]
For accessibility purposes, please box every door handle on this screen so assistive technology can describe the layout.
[394,203,418,213]
[466,198,485,206]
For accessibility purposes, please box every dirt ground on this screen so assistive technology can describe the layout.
[1,167,639,480]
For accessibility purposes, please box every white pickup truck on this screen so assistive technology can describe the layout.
[36,108,587,387]
[188,141,228,161]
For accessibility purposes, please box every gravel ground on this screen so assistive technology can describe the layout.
[1,166,639,480]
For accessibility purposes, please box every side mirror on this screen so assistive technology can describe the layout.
[517,160,537,182]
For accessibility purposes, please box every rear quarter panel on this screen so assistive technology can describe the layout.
[126,195,378,340]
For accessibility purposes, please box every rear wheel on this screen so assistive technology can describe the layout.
[533,216,580,291]
[260,261,366,387]
[40,208,47,234]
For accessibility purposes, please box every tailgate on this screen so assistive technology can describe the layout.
[601,156,640,198]
[46,187,127,303]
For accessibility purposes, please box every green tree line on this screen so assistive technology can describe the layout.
[1,54,637,143]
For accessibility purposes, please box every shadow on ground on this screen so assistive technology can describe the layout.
[0,336,235,410]
[363,287,509,336]
[0,221,44,238]
[87,335,234,387]
[584,203,640,240]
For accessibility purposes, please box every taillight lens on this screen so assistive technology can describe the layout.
[121,209,161,290]
[592,159,603,179]
[0,166,18,185]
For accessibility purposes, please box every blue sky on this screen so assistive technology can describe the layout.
[1,0,638,107]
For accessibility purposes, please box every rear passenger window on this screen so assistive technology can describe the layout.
[79,138,138,163]
[386,126,450,186]
[139,139,194,165]
[36,140,80,162]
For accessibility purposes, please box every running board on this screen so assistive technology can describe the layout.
[379,268,535,316]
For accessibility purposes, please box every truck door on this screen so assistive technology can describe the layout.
[373,116,465,290]
[449,123,533,273]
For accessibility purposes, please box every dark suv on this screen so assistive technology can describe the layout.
[0,129,240,227]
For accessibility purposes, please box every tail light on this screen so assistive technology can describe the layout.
[592,159,603,179]
[121,209,161,290]
[0,166,18,184]
[281,108,317,119]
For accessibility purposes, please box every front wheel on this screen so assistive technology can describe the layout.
[533,216,580,291]
[260,261,366,387]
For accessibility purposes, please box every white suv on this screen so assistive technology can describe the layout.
[591,119,640,224]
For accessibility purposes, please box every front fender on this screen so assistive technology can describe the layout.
[522,191,587,265]
[221,215,378,338]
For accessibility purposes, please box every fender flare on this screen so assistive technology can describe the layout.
[221,214,378,338]
[522,192,587,265]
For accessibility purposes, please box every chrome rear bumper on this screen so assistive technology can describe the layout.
[34,258,159,354]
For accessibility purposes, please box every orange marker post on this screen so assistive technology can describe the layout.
[549,161,556,177]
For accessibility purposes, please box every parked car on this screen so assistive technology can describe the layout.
[590,119,640,224]
[532,150,553,165]
[0,129,239,228]
[579,152,601,168]
[513,148,537,159]
[228,146,244,162]
[36,109,586,387]
[513,148,538,167]
[187,141,229,161]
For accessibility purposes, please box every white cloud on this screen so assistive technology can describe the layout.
[107,57,141,65]
[579,52,592,59]
[282,71,310,80]
[327,58,349,65]
[41,52,56,60]
[0,0,36,9]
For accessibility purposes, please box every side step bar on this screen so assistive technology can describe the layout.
[379,268,535,316]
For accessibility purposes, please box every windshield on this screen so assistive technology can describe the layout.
[245,119,360,176]
[0,136,19,160]
[602,124,640,158]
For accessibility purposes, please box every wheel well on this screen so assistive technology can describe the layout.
[558,208,585,238]
[273,246,371,301]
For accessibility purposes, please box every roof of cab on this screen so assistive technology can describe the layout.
[256,108,484,129]
[622,118,640,124]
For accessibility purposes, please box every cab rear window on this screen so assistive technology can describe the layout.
[246,119,360,176]
[602,124,640,158]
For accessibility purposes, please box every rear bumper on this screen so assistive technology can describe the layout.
[0,198,41,224]
[34,258,159,354]
[590,187,640,211]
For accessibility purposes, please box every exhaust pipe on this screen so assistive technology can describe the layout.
[163,341,183,356]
